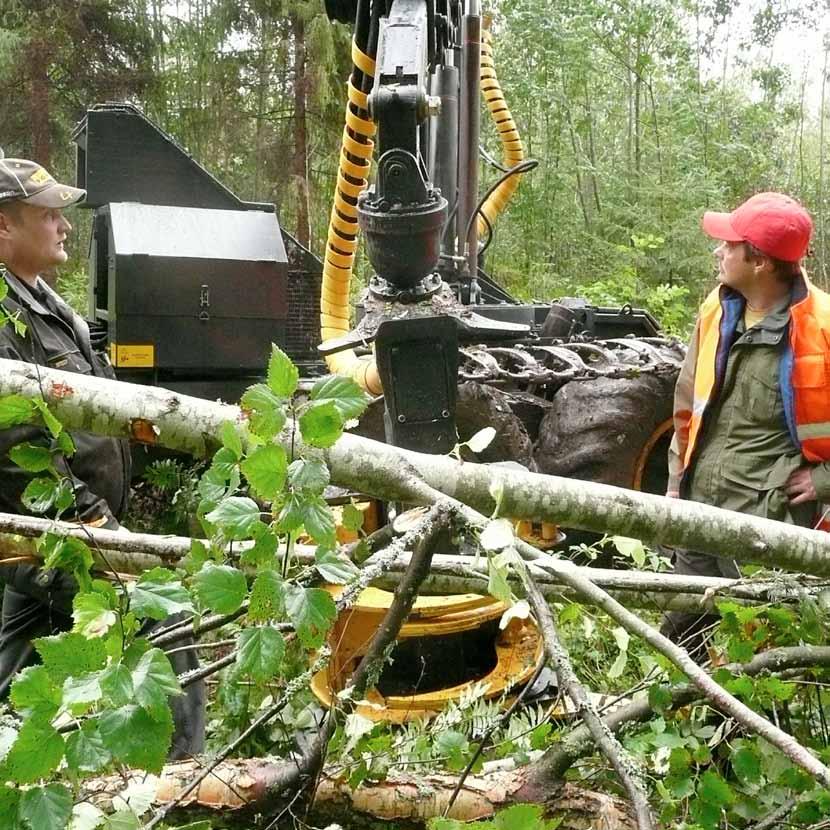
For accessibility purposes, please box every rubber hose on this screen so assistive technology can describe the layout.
[477,20,525,238]
[319,39,382,395]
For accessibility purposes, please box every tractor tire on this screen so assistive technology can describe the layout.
[533,366,678,496]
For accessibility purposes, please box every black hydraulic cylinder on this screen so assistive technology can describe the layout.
[429,62,459,253]
[457,0,480,280]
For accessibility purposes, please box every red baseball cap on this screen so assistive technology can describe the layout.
[702,192,812,262]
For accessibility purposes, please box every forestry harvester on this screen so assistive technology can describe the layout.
[69,0,684,719]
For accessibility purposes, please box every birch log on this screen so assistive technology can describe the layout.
[0,512,820,613]
[1,357,830,575]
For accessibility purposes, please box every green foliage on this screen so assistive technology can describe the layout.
[429,804,561,830]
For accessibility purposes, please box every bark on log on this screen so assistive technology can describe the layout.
[83,761,635,829]
[1,358,829,575]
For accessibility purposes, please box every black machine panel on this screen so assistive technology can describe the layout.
[73,103,323,390]
[90,203,288,374]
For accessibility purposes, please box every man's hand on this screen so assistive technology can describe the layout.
[665,490,680,499]
[786,467,818,505]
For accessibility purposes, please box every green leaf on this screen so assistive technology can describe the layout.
[197,464,229,502]
[62,672,103,713]
[205,496,261,540]
[341,503,364,532]
[1,719,65,783]
[308,374,369,420]
[611,535,647,567]
[21,476,58,513]
[98,705,173,774]
[275,492,305,533]
[287,459,330,493]
[487,551,512,603]
[73,591,117,638]
[248,569,285,622]
[240,384,286,439]
[18,784,72,830]
[779,766,813,792]
[648,684,673,712]
[668,746,691,776]
[220,420,243,460]
[65,721,112,773]
[758,676,796,702]
[732,744,762,783]
[132,648,181,721]
[434,730,469,772]
[241,443,287,501]
[43,536,94,573]
[607,650,628,679]
[193,563,248,615]
[210,447,239,480]
[102,811,140,830]
[267,345,299,397]
[130,568,193,621]
[34,632,107,683]
[0,395,35,429]
[302,495,336,545]
[698,769,735,807]
[100,661,134,708]
[299,401,343,449]
[9,443,52,473]
[239,525,278,569]
[0,786,21,830]
[284,584,337,648]
[56,431,75,456]
[32,399,62,438]
[494,804,548,830]
[725,674,754,698]
[236,627,286,682]
[315,548,359,584]
[9,665,61,720]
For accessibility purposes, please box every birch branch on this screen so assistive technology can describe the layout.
[1,357,830,574]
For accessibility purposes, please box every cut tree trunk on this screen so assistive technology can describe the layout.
[84,761,635,829]
[2,357,830,575]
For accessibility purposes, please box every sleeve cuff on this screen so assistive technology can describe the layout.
[810,464,830,502]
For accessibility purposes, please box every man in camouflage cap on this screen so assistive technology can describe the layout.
[0,153,204,757]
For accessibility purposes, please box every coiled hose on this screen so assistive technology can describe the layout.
[320,17,526,394]
[319,39,382,395]
[477,20,525,238]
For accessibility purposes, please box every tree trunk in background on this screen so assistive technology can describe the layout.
[817,39,828,288]
[27,38,51,166]
[291,12,311,248]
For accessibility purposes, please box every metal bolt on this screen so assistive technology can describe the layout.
[389,163,405,177]
[397,414,407,423]
[442,410,450,418]
[426,95,442,116]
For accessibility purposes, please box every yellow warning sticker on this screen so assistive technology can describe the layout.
[113,344,155,368]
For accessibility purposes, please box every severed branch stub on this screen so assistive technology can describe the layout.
[294,501,457,816]
[517,555,654,830]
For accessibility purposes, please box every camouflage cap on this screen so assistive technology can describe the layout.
[0,153,85,209]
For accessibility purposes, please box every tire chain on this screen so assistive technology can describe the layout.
[459,336,686,388]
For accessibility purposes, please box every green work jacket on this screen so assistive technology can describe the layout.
[682,299,830,526]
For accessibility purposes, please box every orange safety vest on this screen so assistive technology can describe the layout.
[684,272,830,473]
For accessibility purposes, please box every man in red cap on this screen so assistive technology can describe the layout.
[663,192,830,660]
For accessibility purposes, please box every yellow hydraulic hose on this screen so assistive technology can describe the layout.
[477,20,525,238]
[319,40,382,395]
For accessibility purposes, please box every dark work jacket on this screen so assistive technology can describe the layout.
[0,270,130,525]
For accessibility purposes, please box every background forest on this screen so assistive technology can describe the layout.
[1,0,829,335]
